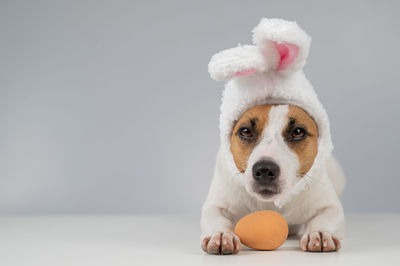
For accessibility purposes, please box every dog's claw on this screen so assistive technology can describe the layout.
[202,232,241,255]
[300,231,341,252]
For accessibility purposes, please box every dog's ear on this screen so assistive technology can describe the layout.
[253,18,311,74]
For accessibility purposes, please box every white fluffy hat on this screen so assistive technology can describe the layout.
[208,18,333,206]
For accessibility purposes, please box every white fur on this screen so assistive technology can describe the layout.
[201,18,345,253]
[252,18,311,74]
[244,106,298,201]
[208,45,269,82]
[201,107,345,239]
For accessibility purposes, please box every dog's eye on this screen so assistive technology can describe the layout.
[238,127,254,139]
[290,127,306,140]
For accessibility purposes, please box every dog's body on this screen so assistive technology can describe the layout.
[201,18,345,254]
[201,104,345,254]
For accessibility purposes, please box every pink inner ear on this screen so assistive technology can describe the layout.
[273,42,299,70]
[234,69,256,77]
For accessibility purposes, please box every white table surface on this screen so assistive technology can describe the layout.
[0,214,399,266]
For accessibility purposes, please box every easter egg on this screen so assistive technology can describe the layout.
[234,210,288,250]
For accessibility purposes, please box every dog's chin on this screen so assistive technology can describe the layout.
[250,186,282,201]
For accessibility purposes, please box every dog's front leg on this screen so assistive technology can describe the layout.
[200,205,241,255]
[300,205,345,252]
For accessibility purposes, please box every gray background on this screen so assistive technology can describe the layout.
[1,0,399,214]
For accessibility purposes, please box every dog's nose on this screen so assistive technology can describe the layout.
[252,159,280,185]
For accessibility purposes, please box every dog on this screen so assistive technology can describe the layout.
[200,18,345,254]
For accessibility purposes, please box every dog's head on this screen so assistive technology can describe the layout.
[231,104,318,201]
[208,19,333,203]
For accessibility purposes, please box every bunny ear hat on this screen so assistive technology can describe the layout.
[208,18,333,207]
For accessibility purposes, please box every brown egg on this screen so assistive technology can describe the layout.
[234,210,288,250]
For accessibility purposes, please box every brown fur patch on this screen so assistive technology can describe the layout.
[230,105,273,172]
[284,106,318,176]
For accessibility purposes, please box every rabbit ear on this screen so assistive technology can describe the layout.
[208,19,311,81]
[253,18,311,73]
[208,45,271,82]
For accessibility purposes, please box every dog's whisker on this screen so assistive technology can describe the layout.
[298,173,314,192]
[304,177,312,192]
[298,173,326,187]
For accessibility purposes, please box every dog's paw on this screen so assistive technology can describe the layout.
[201,232,241,255]
[300,231,341,252]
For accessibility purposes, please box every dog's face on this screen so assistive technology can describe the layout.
[231,104,318,201]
